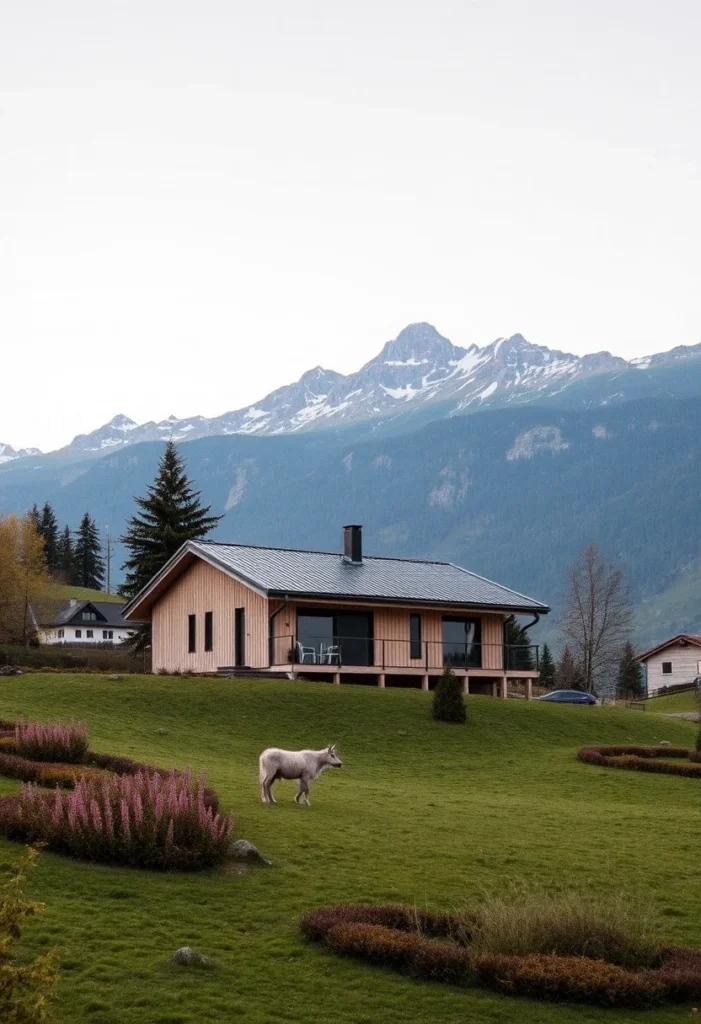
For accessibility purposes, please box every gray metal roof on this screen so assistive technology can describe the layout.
[192,541,549,612]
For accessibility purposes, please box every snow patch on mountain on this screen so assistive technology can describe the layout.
[506,427,570,461]
[0,443,42,465]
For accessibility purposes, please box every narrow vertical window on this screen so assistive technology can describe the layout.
[204,611,213,652]
[410,613,422,659]
[188,614,196,654]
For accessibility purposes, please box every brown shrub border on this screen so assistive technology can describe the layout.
[300,904,701,1008]
[577,745,701,778]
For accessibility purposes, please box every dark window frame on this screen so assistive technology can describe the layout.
[662,661,672,675]
[204,611,213,652]
[86,629,93,639]
[75,629,82,639]
[409,613,422,659]
[188,614,196,654]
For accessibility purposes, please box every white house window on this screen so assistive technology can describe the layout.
[108,630,113,639]
[81,612,97,621]
[86,630,93,638]
[75,629,82,639]
[102,630,114,640]
[57,629,64,639]
[662,662,672,674]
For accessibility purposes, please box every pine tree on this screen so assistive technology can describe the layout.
[56,525,75,583]
[504,614,535,671]
[72,513,105,589]
[39,503,60,575]
[556,645,586,691]
[119,442,222,648]
[27,504,41,534]
[432,665,467,723]
[616,641,644,698]
[539,642,556,690]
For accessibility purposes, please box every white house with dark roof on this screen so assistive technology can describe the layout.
[636,634,701,696]
[123,525,550,695]
[31,599,135,646]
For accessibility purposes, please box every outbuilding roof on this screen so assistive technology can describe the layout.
[123,538,550,618]
[636,634,701,663]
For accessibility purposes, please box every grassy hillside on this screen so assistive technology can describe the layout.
[642,689,700,714]
[0,675,699,1024]
[47,584,125,604]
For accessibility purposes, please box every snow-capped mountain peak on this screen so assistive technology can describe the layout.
[0,442,43,465]
[3,324,700,461]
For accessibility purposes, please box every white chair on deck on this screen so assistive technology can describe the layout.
[296,642,317,664]
[321,644,340,665]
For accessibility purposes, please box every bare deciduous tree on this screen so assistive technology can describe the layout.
[560,543,632,693]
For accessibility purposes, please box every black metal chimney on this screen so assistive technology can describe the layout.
[343,524,363,563]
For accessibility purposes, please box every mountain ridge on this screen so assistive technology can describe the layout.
[2,322,701,463]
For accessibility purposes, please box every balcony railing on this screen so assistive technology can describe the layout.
[270,635,539,672]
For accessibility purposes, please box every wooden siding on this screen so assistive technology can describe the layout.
[151,559,269,673]
[644,643,701,695]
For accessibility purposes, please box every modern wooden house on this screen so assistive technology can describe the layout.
[123,525,550,694]
[636,634,701,696]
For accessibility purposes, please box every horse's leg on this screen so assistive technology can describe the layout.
[297,778,310,806]
[267,776,278,805]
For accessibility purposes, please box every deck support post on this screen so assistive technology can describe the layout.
[526,678,533,700]
[333,672,341,685]
[377,674,386,688]
[463,675,470,695]
[500,675,508,699]
[491,681,498,697]
[421,674,429,691]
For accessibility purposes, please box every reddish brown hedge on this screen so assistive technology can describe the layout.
[326,923,472,985]
[578,746,701,778]
[301,904,701,1008]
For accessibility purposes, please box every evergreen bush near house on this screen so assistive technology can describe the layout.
[538,643,556,690]
[432,665,467,723]
[0,848,59,1024]
[119,441,222,651]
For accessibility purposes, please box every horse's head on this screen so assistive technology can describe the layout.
[323,744,343,768]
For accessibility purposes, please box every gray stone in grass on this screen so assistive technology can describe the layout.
[658,740,673,747]
[228,839,271,865]
[107,674,122,681]
[157,728,169,735]
[171,946,210,967]
[0,666,22,676]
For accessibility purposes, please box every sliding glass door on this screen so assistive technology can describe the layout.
[296,611,373,666]
[442,617,481,668]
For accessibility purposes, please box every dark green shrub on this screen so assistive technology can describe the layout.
[432,666,467,723]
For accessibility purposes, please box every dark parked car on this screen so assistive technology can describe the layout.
[536,689,597,705]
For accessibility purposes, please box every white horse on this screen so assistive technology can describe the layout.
[259,744,342,805]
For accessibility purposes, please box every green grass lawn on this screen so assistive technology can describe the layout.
[47,584,125,604]
[1,674,699,1024]
[642,689,700,714]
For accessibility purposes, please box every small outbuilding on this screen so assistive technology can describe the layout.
[636,634,701,696]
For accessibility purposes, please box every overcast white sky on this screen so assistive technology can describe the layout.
[1,0,699,451]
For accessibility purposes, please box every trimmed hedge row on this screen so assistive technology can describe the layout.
[577,745,701,778]
[300,905,701,1008]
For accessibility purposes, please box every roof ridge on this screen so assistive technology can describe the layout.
[195,539,450,566]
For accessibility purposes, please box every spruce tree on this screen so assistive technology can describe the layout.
[72,513,105,589]
[432,665,467,723]
[556,645,586,691]
[56,525,75,583]
[119,442,222,648]
[504,614,535,670]
[39,503,60,575]
[616,642,644,698]
[539,643,556,690]
[27,504,41,533]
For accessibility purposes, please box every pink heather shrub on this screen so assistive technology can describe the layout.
[17,769,233,870]
[15,719,89,764]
